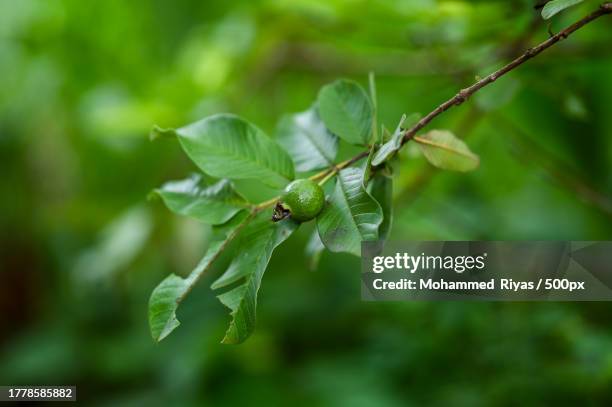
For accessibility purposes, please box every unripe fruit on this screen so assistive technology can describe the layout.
[278,179,325,222]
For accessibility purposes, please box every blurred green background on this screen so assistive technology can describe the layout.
[1,0,612,405]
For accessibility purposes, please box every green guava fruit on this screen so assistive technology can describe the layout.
[278,179,325,222]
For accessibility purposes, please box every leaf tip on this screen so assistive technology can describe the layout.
[462,155,480,172]
[220,336,238,345]
[220,324,248,344]
[146,189,160,202]
[148,273,187,343]
[398,113,408,129]
[149,307,181,343]
[150,125,175,141]
[156,321,180,343]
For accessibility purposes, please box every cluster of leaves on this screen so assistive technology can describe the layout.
[148,76,479,344]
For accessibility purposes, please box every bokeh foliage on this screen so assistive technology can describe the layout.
[1,0,612,405]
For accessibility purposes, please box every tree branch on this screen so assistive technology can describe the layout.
[255,3,611,212]
[400,2,612,145]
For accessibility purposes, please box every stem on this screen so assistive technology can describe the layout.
[253,197,279,212]
[369,71,379,144]
[252,3,611,212]
[318,168,338,186]
[255,151,371,211]
[179,210,255,301]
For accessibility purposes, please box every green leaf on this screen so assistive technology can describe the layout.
[316,167,383,256]
[541,0,584,19]
[305,229,325,271]
[317,79,373,145]
[152,174,250,225]
[148,211,251,342]
[276,106,338,172]
[212,213,298,344]
[372,113,420,166]
[414,130,480,172]
[152,114,295,189]
[369,175,393,242]
[372,114,407,166]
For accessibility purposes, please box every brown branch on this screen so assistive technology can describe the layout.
[399,2,612,145]
[392,14,541,206]
[254,3,611,212]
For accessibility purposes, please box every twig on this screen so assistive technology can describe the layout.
[309,152,370,183]
[400,3,612,145]
[255,151,370,211]
[393,14,539,205]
